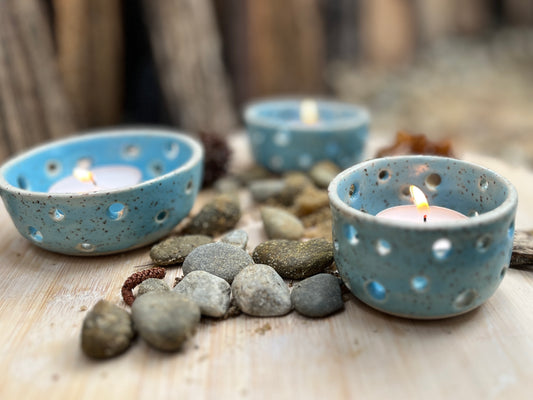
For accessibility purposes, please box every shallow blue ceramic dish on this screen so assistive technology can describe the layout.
[328,156,518,319]
[244,98,370,172]
[0,128,204,256]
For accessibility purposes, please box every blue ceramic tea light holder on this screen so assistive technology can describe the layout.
[0,128,204,256]
[328,155,518,319]
[244,98,370,172]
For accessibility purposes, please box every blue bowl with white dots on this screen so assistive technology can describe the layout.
[328,156,517,319]
[0,128,204,256]
[244,98,370,172]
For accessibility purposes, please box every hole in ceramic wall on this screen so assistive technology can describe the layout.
[298,154,313,169]
[453,289,478,309]
[479,177,489,191]
[348,183,357,197]
[149,161,164,177]
[28,226,43,242]
[425,173,442,190]
[185,179,194,194]
[270,156,283,170]
[17,176,28,190]
[508,221,515,240]
[273,130,291,147]
[155,210,169,223]
[164,142,180,160]
[476,234,492,252]
[365,280,387,301]
[432,238,452,260]
[375,239,391,256]
[411,275,429,293]
[500,265,508,279]
[49,208,65,222]
[76,242,95,253]
[468,210,479,217]
[378,169,390,182]
[400,185,411,200]
[122,144,140,159]
[107,202,126,220]
[45,160,62,177]
[343,224,359,246]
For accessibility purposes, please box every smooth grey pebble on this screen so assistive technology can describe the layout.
[182,242,254,283]
[173,270,231,317]
[131,291,200,352]
[137,278,170,297]
[220,229,249,250]
[249,179,285,202]
[231,264,292,317]
[150,234,213,266]
[291,274,344,318]
[308,160,341,189]
[260,206,304,240]
[252,238,334,279]
[81,300,134,359]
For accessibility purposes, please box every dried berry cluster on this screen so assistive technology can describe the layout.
[198,131,232,187]
[121,267,166,306]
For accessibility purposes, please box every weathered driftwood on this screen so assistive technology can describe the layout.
[0,0,75,161]
[142,0,236,134]
[511,230,533,268]
[53,0,123,128]
[214,0,325,105]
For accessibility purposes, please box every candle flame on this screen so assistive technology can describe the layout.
[409,185,429,212]
[73,167,97,185]
[300,99,319,125]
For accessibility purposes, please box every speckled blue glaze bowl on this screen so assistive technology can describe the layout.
[0,128,204,256]
[328,156,517,319]
[244,98,370,172]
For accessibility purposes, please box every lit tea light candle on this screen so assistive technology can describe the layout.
[299,99,319,125]
[244,97,369,171]
[48,165,142,193]
[376,185,468,223]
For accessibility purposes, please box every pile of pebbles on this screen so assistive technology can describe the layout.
[81,160,347,359]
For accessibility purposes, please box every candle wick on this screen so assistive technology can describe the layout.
[424,215,427,223]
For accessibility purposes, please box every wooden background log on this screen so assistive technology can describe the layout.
[358,0,416,67]
[215,0,325,104]
[142,0,237,134]
[511,230,533,268]
[0,0,75,161]
[53,0,123,128]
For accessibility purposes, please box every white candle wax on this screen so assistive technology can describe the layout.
[48,165,142,193]
[376,205,468,223]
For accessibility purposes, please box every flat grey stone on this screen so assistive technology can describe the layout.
[131,291,200,352]
[291,274,344,317]
[182,242,254,283]
[308,160,341,189]
[150,235,213,266]
[231,264,292,317]
[261,206,304,240]
[81,300,134,359]
[173,270,231,317]
[214,176,241,194]
[220,229,249,250]
[252,238,334,279]
[137,278,170,297]
[183,194,241,236]
[249,179,285,202]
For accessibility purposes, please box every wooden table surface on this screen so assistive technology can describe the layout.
[1,135,533,400]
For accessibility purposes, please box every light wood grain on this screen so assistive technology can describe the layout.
[1,136,533,400]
